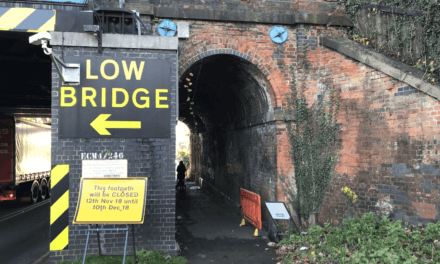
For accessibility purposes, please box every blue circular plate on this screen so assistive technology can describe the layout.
[157,19,177,37]
[269,26,288,44]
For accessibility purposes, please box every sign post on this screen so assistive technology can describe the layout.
[264,201,300,240]
[73,177,148,264]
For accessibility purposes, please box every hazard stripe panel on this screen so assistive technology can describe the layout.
[0,7,55,32]
[51,165,69,189]
[51,226,69,252]
[50,191,69,225]
[50,164,69,251]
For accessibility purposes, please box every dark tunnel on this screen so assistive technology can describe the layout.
[178,54,279,220]
[0,31,51,117]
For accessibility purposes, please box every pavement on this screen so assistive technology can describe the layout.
[33,181,278,264]
[175,181,278,264]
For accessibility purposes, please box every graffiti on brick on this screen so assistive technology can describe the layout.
[375,197,393,216]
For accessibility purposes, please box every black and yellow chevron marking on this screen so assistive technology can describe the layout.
[0,7,55,32]
[50,164,69,251]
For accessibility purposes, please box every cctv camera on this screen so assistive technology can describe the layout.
[29,31,51,45]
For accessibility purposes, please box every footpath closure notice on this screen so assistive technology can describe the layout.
[82,160,127,178]
[73,178,148,224]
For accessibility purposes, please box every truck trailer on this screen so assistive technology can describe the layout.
[0,117,51,204]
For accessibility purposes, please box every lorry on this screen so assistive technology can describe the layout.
[0,117,51,204]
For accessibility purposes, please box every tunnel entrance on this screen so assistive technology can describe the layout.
[178,54,278,220]
[175,121,190,181]
[0,31,51,118]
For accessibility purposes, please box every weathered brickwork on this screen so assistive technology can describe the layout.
[175,18,346,229]
[192,121,278,224]
[121,0,346,25]
[177,17,439,230]
[40,0,438,246]
[288,26,440,226]
[150,0,297,14]
[50,46,178,263]
[178,20,297,104]
[176,20,291,228]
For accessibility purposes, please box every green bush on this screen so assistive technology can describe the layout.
[279,212,440,264]
[342,0,440,86]
[176,150,190,169]
[58,249,187,264]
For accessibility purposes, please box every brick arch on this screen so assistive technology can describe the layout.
[178,40,285,109]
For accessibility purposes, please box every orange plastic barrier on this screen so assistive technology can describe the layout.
[240,188,262,230]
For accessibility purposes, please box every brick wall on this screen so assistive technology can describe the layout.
[96,0,348,26]
[147,0,296,13]
[178,18,439,230]
[67,0,437,233]
[175,18,345,230]
[50,46,178,263]
[281,25,440,227]
[179,20,296,229]
[177,19,296,229]
[191,121,278,225]
[177,20,296,103]
[132,0,345,16]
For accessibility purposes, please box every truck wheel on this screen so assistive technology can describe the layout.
[40,179,47,201]
[31,181,39,204]
[47,178,51,198]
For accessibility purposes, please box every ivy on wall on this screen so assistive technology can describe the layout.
[341,0,440,84]
[279,29,341,228]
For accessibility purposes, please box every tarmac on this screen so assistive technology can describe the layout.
[175,181,279,264]
[32,181,279,264]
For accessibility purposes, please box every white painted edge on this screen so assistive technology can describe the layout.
[32,251,50,264]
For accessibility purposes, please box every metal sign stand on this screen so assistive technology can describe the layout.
[264,201,301,240]
[82,224,138,264]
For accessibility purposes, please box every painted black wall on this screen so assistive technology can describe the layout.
[50,46,178,263]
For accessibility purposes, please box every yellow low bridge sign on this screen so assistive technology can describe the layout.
[73,178,148,224]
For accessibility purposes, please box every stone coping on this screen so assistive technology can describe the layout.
[320,35,440,100]
[49,32,178,50]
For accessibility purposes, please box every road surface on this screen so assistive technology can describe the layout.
[0,200,50,264]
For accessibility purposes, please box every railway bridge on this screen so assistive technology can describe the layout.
[0,0,439,263]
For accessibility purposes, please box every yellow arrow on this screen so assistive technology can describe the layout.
[90,114,141,135]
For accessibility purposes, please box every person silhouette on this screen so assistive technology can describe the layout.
[176,161,187,190]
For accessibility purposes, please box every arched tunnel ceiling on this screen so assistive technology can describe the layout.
[179,55,272,132]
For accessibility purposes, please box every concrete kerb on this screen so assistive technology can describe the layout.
[320,35,440,100]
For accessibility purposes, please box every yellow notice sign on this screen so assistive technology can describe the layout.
[73,178,148,224]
